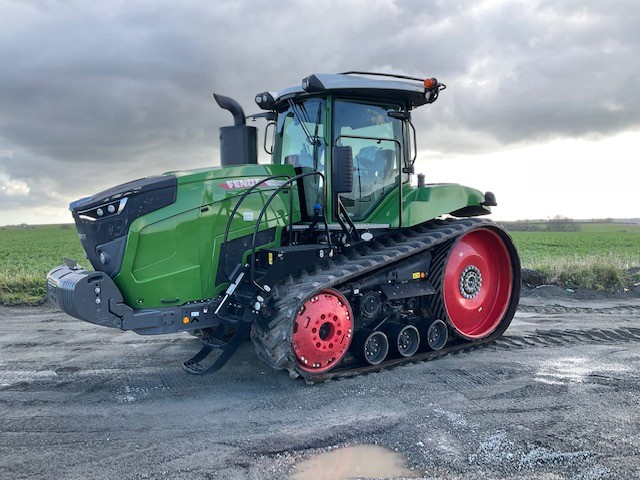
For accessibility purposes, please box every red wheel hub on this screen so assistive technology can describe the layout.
[443,229,513,339]
[292,289,353,373]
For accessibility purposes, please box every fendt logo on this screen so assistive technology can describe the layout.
[218,178,287,190]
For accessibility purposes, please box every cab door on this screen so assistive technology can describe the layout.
[332,99,405,222]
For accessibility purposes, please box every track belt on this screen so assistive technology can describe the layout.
[251,217,520,384]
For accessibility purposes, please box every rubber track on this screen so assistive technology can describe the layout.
[250,218,516,384]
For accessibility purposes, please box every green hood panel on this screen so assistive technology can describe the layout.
[114,164,299,309]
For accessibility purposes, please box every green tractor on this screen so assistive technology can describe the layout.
[47,72,520,382]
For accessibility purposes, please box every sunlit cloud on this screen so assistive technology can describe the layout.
[0,172,30,197]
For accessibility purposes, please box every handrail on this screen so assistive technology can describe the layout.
[221,174,291,280]
[249,170,329,292]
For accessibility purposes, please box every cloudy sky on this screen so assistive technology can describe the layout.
[1,0,639,225]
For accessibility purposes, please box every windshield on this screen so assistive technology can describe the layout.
[274,98,327,218]
[274,98,326,169]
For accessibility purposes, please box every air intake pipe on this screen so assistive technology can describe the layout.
[214,93,257,166]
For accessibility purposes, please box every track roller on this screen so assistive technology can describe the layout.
[356,331,389,365]
[385,324,420,358]
[426,319,448,350]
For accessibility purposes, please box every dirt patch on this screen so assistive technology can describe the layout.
[1,290,639,479]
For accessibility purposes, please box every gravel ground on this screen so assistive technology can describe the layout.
[1,285,639,479]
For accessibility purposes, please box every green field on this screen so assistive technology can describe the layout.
[510,226,640,291]
[512,227,640,266]
[1,222,639,305]
[0,225,85,305]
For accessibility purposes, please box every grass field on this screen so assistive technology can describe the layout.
[0,225,85,305]
[511,222,640,265]
[510,226,640,291]
[1,222,639,305]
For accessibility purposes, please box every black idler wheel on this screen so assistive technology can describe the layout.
[360,291,383,318]
[426,319,448,350]
[355,330,389,365]
[384,323,421,357]
[395,325,420,357]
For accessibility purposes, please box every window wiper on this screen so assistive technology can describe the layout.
[311,102,324,171]
[287,99,314,146]
[298,101,312,124]
[287,99,325,171]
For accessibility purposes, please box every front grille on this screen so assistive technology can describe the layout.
[70,175,177,273]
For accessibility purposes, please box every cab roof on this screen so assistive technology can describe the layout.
[255,72,443,111]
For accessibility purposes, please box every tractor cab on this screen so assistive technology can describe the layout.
[254,72,445,226]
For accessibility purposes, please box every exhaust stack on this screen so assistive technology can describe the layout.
[214,93,257,166]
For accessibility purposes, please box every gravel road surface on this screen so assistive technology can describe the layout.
[1,286,639,479]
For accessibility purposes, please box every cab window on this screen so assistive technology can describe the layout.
[333,100,405,221]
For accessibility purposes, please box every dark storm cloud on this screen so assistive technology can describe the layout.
[1,0,639,222]
[455,1,640,143]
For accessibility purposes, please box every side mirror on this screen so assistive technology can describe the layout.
[332,146,353,194]
[263,121,276,155]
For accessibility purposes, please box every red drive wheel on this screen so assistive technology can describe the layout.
[292,289,353,373]
[442,229,514,339]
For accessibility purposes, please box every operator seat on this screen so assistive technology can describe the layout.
[355,146,396,194]
[284,153,313,168]
[376,149,396,183]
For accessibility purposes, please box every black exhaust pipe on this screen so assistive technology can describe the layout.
[214,94,246,126]
[214,93,257,166]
